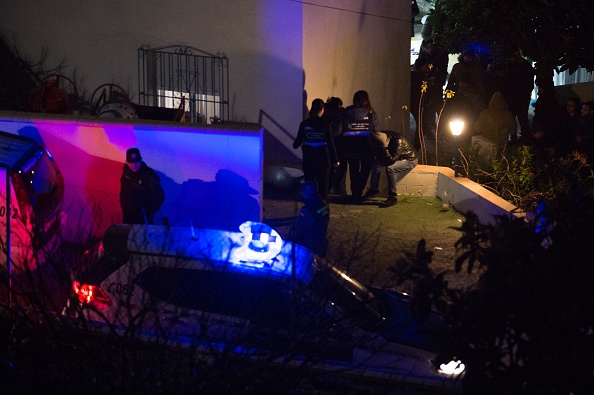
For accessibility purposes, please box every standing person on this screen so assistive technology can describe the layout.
[445,49,486,126]
[411,0,420,37]
[290,181,330,257]
[507,49,535,141]
[341,90,379,203]
[556,97,582,156]
[417,39,449,91]
[373,131,418,208]
[413,57,444,142]
[293,98,339,202]
[120,147,165,224]
[483,62,511,108]
[530,79,561,149]
[324,96,346,195]
[575,101,594,161]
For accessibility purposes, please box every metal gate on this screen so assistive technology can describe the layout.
[138,44,229,124]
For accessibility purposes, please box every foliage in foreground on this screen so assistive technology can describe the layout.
[398,181,594,393]
[462,142,594,212]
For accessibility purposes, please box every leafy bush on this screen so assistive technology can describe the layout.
[397,172,594,394]
[461,143,594,211]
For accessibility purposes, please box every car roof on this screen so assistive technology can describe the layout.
[103,224,316,284]
[0,131,39,169]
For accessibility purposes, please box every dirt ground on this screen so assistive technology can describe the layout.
[263,187,481,293]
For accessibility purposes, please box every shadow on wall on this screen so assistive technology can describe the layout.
[169,169,260,231]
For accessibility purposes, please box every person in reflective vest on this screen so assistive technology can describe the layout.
[293,98,339,202]
[340,90,379,203]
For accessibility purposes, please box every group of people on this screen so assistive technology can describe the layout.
[530,92,594,161]
[292,90,418,256]
[411,38,594,168]
[293,90,418,210]
[411,39,537,153]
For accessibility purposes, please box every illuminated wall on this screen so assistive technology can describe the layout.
[303,1,411,132]
[0,112,263,241]
[0,1,410,168]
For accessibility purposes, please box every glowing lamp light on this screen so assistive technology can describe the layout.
[449,119,464,136]
[449,118,465,177]
[439,359,466,375]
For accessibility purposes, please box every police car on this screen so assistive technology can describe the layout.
[63,221,464,392]
[0,131,64,276]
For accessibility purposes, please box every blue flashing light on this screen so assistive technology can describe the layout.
[232,221,282,266]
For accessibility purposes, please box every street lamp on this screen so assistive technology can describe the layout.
[449,118,464,177]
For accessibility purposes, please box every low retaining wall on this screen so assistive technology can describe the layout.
[397,165,524,226]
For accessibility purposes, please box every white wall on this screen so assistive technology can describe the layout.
[0,112,263,241]
[303,1,410,132]
[0,0,410,164]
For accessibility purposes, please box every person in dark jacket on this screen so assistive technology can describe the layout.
[507,50,535,140]
[372,131,418,208]
[576,101,594,161]
[416,39,449,90]
[558,96,581,156]
[340,90,379,203]
[324,96,346,195]
[412,57,444,142]
[120,147,165,224]
[293,98,340,202]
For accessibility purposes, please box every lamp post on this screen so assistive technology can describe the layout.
[449,119,464,177]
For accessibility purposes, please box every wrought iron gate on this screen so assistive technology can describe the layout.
[138,44,229,124]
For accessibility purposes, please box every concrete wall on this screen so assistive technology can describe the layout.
[302,1,410,132]
[0,112,263,241]
[396,164,523,226]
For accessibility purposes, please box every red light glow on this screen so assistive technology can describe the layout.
[72,281,112,309]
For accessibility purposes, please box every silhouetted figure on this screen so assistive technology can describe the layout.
[324,96,346,195]
[576,101,594,161]
[530,80,561,150]
[412,57,444,142]
[483,62,512,108]
[291,182,330,256]
[445,49,486,126]
[168,170,260,231]
[411,0,419,37]
[558,96,581,156]
[417,39,449,90]
[508,50,535,140]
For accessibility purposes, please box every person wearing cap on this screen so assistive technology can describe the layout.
[120,147,165,224]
